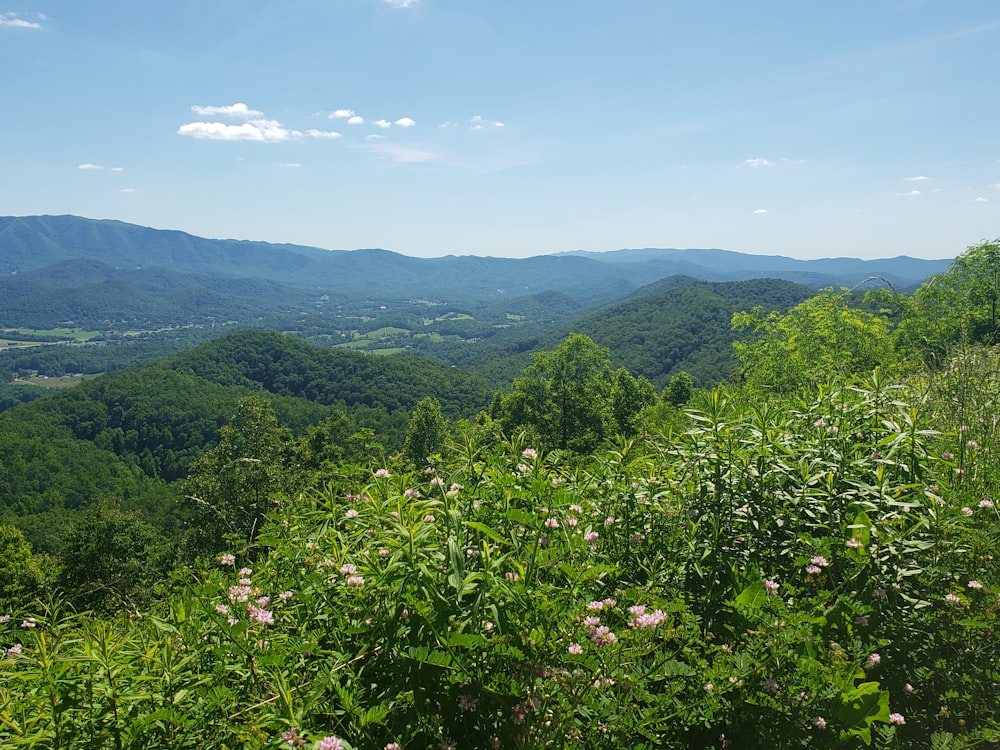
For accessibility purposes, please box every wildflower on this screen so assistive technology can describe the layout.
[704,682,714,691]
[979,499,995,508]
[806,565,822,575]
[430,476,445,488]
[0,615,9,623]
[227,617,239,626]
[866,653,881,669]
[569,504,583,513]
[568,642,583,654]
[602,597,616,607]
[551,476,565,486]
[466,548,480,557]
[545,517,559,529]
[506,571,520,582]
[604,516,616,526]
[220,553,236,566]
[584,531,599,543]
[873,587,887,599]
[945,593,961,604]
[281,728,306,747]
[423,514,436,523]
[517,463,531,474]
[385,744,402,750]
[962,507,974,516]
[247,606,274,626]
[812,716,827,730]
[904,683,914,694]
[566,516,578,528]
[215,604,230,616]
[256,595,270,607]
[813,418,826,427]
[458,694,478,710]
[5,643,23,657]
[583,615,601,627]
[316,737,345,750]
[449,483,463,492]
[404,488,420,499]
[490,738,501,750]
[967,440,978,449]
[763,678,779,694]
[968,580,983,589]
[374,468,390,478]
[346,575,365,587]
[279,590,293,600]
[587,600,605,611]
[522,447,538,459]
[765,580,780,596]
[630,609,666,629]
[810,555,829,567]
[889,712,906,725]
[20,619,36,629]
[440,739,457,750]
[344,508,359,518]
[340,563,357,575]
[589,625,618,646]
[942,452,954,460]
[845,538,862,549]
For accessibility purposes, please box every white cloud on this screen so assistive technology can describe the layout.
[110,166,125,172]
[347,115,365,125]
[329,109,356,119]
[305,128,342,139]
[896,189,921,196]
[908,175,930,181]
[975,196,989,202]
[0,12,42,29]
[992,183,1000,190]
[373,119,392,128]
[394,116,416,128]
[384,0,419,7]
[191,103,263,119]
[752,208,768,215]
[280,163,302,168]
[438,121,458,128]
[115,188,137,193]
[178,119,298,143]
[77,163,102,170]
[743,158,775,168]
[366,134,385,140]
[364,143,437,163]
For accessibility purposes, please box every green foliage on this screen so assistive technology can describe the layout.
[732,290,896,392]
[182,396,293,556]
[402,397,447,467]
[0,525,45,609]
[493,334,617,452]
[664,370,694,407]
[57,502,173,614]
[894,239,1000,364]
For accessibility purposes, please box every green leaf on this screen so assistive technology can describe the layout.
[835,681,890,746]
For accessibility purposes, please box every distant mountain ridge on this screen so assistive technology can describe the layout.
[1,216,952,304]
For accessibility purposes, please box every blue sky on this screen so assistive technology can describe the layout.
[2,1,998,259]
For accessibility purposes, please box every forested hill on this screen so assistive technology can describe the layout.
[2,215,951,305]
[0,330,494,552]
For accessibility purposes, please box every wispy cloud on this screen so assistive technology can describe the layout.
[384,0,419,8]
[395,116,416,127]
[907,175,930,181]
[78,163,103,170]
[347,115,365,125]
[896,189,921,196]
[110,166,125,172]
[373,119,392,128]
[974,196,989,203]
[470,115,504,130]
[0,12,43,29]
[304,128,341,139]
[191,103,262,118]
[329,109,356,120]
[363,142,437,163]
[280,163,302,168]
[753,208,768,215]
[115,188,137,193]
[743,158,775,168]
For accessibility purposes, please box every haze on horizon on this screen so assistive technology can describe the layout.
[2,1,998,261]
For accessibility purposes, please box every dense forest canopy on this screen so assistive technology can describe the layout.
[0,239,998,749]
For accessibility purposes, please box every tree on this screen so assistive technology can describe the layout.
[403,396,447,467]
[732,290,895,392]
[664,371,695,407]
[493,334,618,452]
[183,395,291,555]
[610,368,657,437]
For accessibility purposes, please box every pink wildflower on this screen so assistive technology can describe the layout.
[385,744,402,750]
[340,563,357,575]
[316,737,345,750]
[220,553,235,566]
[430,476,445,487]
[945,593,961,604]
[979,499,994,508]
[278,590,293,600]
[374,468,390,478]
[568,642,583,654]
[589,625,618,646]
[865,653,881,668]
[404,488,420,499]
[765,580,780,596]
[845,538,862,549]
[344,508,359,518]
[812,716,827,730]
[889,712,906,725]
[449,483,463,492]
[968,580,983,589]
[239,567,252,577]
[215,604,230,616]
[346,575,365,586]
[522,447,538,459]
[584,531,599,542]
[545,517,559,528]
[20,619,36,629]
[247,606,274,626]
